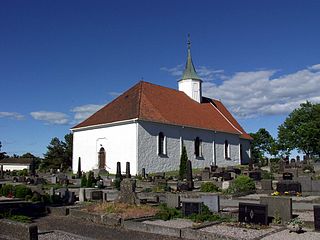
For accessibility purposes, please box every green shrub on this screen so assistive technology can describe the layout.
[17,169,28,177]
[86,171,95,187]
[303,165,314,172]
[14,185,32,199]
[200,182,219,192]
[156,204,182,220]
[8,215,31,223]
[80,174,87,187]
[226,175,255,195]
[188,205,232,223]
[113,178,121,191]
[179,146,188,180]
[261,171,274,180]
[0,184,15,197]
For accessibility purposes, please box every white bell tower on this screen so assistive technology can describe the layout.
[178,35,202,103]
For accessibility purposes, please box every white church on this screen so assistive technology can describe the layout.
[71,42,252,175]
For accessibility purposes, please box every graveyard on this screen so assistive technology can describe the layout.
[1,156,320,239]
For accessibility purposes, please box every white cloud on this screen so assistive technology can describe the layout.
[161,64,225,81]
[30,111,69,125]
[71,104,104,122]
[0,112,24,120]
[163,63,320,118]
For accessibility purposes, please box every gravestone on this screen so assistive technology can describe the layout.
[201,194,220,212]
[238,202,268,225]
[297,176,312,192]
[314,205,320,231]
[221,172,232,181]
[283,172,293,180]
[91,190,103,201]
[125,162,131,178]
[182,199,203,216]
[261,179,273,191]
[276,180,301,194]
[0,165,3,179]
[49,187,55,196]
[79,188,85,202]
[116,162,122,180]
[260,196,292,224]
[77,157,82,178]
[201,168,210,181]
[177,182,189,191]
[296,156,300,163]
[141,168,146,179]
[279,159,285,173]
[312,180,320,192]
[117,178,139,204]
[165,193,181,208]
[249,171,262,181]
[186,160,194,190]
[210,165,217,172]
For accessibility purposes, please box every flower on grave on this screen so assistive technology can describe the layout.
[284,191,289,195]
[287,217,304,227]
[271,191,280,196]
[296,192,302,197]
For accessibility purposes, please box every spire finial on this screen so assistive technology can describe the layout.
[187,33,191,50]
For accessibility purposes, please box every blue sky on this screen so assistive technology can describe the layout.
[1,0,320,157]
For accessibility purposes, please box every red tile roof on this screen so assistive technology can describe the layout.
[72,81,252,140]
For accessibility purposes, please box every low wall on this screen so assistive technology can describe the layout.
[0,219,38,240]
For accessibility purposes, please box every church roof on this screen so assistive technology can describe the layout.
[72,81,252,140]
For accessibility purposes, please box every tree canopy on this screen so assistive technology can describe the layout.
[278,101,320,157]
[250,128,278,161]
[42,133,73,170]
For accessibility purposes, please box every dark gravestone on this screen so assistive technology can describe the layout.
[296,156,300,163]
[126,162,131,178]
[182,200,203,216]
[117,178,139,205]
[261,179,273,191]
[210,165,217,172]
[239,202,268,225]
[186,160,194,190]
[249,171,261,181]
[279,159,285,173]
[177,182,190,191]
[234,168,241,175]
[91,190,103,201]
[221,172,232,181]
[0,165,3,179]
[30,159,36,176]
[283,172,293,180]
[314,205,320,231]
[116,162,122,180]
[141,168,146,179]
[77,157,82,178]
[276,180,301,194]
[201,168,210,181]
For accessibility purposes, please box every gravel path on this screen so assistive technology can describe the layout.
[143,219,194,229]
[262,229,320,240]
[38,230,95,240]
[200,223,282,240]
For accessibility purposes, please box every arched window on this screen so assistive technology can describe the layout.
[194,137,202,157]
[224,140,229,159]
[158,132,165,155]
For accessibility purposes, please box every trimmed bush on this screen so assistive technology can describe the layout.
[14,185,32,199]
[179,146,188,180]
[86,171,95,187]
[261,170,274,180]
[226,175,255,195]
[80,174,87,187]
[0,184,14,197]
[156,204,182,220]
[200,182,219,192]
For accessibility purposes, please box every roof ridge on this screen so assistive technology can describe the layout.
[137,81,143,118]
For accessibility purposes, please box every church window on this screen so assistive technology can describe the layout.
[158,132,166,155]
[194,137,202,158]
[224,140,230,159]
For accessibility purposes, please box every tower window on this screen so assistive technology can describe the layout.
[194,137,202,158]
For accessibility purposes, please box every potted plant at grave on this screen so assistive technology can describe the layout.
[287,217,304,233]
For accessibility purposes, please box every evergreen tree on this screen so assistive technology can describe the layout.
[179,146,188,180]
[81,174,87,187]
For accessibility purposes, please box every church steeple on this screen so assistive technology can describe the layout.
[181,35,201,81]
[178,35,202,103]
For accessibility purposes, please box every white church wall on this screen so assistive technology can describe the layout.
[137,120,243,173]
[72,122,137,175]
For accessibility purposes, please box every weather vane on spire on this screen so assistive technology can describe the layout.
[187,33,191,49]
